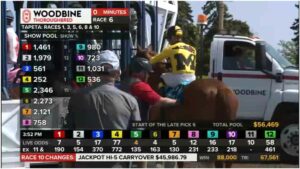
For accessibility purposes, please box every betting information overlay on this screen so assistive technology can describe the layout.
[21,122,280,162]
[14,6,299,164]
[1,1,299,168]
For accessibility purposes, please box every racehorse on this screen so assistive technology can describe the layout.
[135,46,239,168]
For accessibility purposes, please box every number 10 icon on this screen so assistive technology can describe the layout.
[226,130,238,139]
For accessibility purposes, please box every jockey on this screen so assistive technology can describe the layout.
[150,25,197,88]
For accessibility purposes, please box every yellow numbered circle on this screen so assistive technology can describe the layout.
[111,130,123,138]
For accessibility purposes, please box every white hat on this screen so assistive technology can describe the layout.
[88,50,120,71]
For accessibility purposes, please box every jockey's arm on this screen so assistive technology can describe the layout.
[150,47,172,64]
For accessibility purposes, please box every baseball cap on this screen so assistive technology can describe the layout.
[130,57,153,73]
[88,50,120,71]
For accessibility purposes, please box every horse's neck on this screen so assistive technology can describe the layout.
[163,103,184,121]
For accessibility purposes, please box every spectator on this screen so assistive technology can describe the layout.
[233,48,254,70]
[65,50,141,168]
[223,47,254,70]
[6,9,19,71]
[127,57,176,121]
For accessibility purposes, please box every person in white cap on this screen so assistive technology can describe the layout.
[65,50,141,168]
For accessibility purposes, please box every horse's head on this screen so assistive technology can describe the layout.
[133,46,170,93]
[135,46,170,75]
[135,46,156,60]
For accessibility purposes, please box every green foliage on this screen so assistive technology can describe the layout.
[202,2,232,50]
[176,1,200,48]
[290,4,299,64]
[224,20,252,37]
[200,1,253,75]
[278,40,298,65]
[175,1,254,75]
[175,1,202,75]
[177,1,194,23]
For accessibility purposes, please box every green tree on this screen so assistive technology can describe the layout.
[290,4,299,64]
[175,1,201,75]
[202,1,233,41]
[176,1,200,48]
[278,40,298,65]
[200,1,253,75]
[224,19,252,37]
[202,1,252,40]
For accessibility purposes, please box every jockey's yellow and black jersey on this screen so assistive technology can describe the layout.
[150,42,197,74]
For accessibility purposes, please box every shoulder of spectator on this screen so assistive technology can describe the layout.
[68,87,91,108]
[118,87,139,104]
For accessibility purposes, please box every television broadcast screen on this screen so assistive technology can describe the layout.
[1,0,299,168]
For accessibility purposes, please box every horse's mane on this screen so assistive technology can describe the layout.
[134,47,156,60]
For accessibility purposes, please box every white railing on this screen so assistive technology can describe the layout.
[145,0,178,51]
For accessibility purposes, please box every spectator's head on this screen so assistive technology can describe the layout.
[166,25,183,45]
[47,3,58,8]
[87,50,121,83]
[130,57,153,82]
[68,2,83,8]
[6,9,14,26]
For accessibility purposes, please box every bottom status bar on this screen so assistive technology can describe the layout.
[20,153,279,162]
